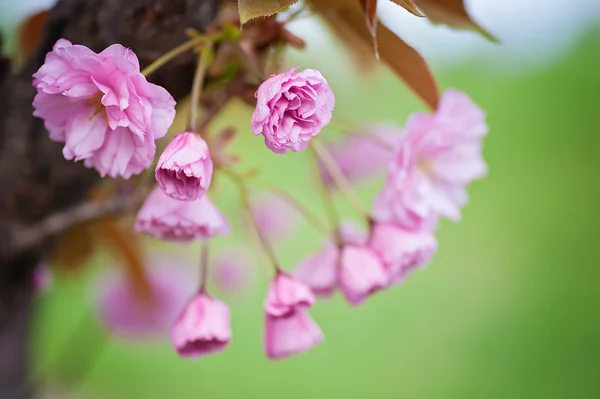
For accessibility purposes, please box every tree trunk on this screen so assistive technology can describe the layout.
[0,0,220,396]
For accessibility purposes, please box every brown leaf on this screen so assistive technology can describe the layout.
[414,0,496,40]
[359,0,379,58]
[309,0,377,71]
[49,222,96,274]
[14,9,51,64]
[310,0,439,108]
[389,0,424,17]
[238,0,299,24]
[96,219,152,299]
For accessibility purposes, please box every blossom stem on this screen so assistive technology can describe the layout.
[198,240,210,293]
[238,42,265,81]
[188,44,213,132]
[308,152,341,241]
[222,168,280,272]
[254,179,331,237]
[141,35,209,77]
[310,139,371,221]
[330,120,395,150]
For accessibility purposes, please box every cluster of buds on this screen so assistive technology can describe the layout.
[31,17,487,360]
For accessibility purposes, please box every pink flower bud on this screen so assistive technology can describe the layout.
[369,223,437,284]
[264,273,315,317]
[32,39,176,178]
[135,187,230,243]
[33,264,53,294]
[171,294,231,359]
[293,242,339,297]
[251,67,335,154]
[339,245,388,306]
[265,311,323,360]
[211,246,255,295]
[263,273,323,359]
[318,124,400,187]
[94,258,195,340]
[155,132,213,201]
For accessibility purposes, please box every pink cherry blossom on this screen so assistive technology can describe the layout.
[211,246,254,295]
[293,242,339,297]
[339,245,388,305]
[94,257,195,340]
[264,273,315,317]
[373,89,487,227]
[251,67,335,154]
[292,220,367,297]
[155,132,213,201]
[32,39,176,178]
[318,124,400,187]
[263,273,322,359]
[135,187,230,243]
[265,311,323,360]
[250,193,300,242]
[369,223,437,284]
[171,294,231,359]
[33,264,53,294]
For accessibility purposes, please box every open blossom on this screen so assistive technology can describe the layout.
[293,220,368,297]
[156,132,213,201]
[293,242,339,297]
[369,223,437,284]
[94,258,194,340]
[135,187,230,242]
[373,89,488,227]
[318,124,400,187]
[171,294,231,359]
[32,39,176,178]
[264,273,323,359]
[211,246,255,295]
[251,67,335,154]
[250,193,301,242]
[339,245,388,306]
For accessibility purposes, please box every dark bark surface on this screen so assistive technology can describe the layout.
[0,0,219,397]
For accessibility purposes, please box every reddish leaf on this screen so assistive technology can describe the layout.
[359,0,379,59]
[311,0,439,108]
[377,23,439,108]
[49,222,96,274]
[96,218,153,300]
[15,10,50,64]
[414,0,495,40]
[389,0,424,17]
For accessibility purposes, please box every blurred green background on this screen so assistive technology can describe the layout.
[3,2,600,398]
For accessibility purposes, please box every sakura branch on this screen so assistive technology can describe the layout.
[26,0,490,368]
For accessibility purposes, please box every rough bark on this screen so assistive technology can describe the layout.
[0,0,219,397]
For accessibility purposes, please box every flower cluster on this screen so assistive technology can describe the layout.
[33,38,487,362]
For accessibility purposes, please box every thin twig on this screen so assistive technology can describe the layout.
[222,168,280,271]
[188,44,213,131]
[310,139,371,220]
[4,190,146,260]
[253,179,331,237]
[198,240,209,293]
[140,35,209,77]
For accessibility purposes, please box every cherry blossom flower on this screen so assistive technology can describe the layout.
[156,132,213,201]
[251,67,335,154]
[135,187,230,243]
[32,39,176,178]
[373,89,488,227]
[264,273,323,359]
[171,294,231,359]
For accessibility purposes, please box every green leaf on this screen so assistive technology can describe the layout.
[238,0,300,24]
